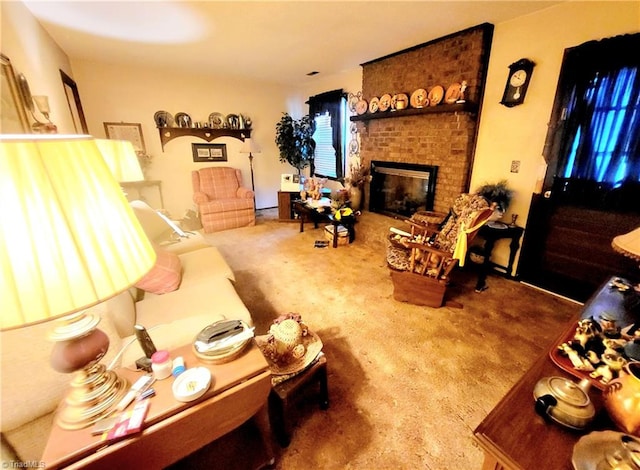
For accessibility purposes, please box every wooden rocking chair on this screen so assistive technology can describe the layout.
[387,193,495,308]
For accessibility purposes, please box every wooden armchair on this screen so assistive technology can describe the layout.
[387,193,494,308]
[192,167,255,233]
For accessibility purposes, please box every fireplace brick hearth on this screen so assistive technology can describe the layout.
[356,23,493,214]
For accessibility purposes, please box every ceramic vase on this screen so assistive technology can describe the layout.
[603,362,640,436]
[349,186,362,211]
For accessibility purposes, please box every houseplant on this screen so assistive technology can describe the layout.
[275,113,316,174]
[475,180,514,215]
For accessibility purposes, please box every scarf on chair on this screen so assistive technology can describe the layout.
[452,218,490,267]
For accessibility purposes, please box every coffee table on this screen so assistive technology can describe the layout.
[42,342,272,469]
[292,200,356,248]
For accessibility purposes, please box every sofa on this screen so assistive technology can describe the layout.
[192,167,256,233]
[0,200,254,463]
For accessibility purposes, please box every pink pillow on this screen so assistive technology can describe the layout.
[135,247,182,294]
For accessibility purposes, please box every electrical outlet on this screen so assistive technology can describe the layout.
[510,160,521,173]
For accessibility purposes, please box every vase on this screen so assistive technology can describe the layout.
[349,186,362,211]
[603,362,640,436]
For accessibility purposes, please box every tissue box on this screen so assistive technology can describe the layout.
[324,225,349,246]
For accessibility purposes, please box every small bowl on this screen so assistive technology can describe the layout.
[172,367,212,402]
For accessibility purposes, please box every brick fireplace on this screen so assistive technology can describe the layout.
[355,23,494,215]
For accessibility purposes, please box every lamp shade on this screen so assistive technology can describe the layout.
[96,139,144,182]
[0,135,156,330]
[240,138,261,155]
[612,227,640,261]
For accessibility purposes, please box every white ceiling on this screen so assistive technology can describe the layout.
[24,1,564,87]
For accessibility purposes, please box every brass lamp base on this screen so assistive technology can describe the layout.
[55,363,128,430]
[49,311,128,430]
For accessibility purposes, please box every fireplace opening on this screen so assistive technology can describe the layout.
[369,161,438,219]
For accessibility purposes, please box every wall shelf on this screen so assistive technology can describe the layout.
[157,127,250,151]
[350,102,477,123]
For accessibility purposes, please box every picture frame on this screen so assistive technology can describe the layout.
[104,121,146,155]
[61,70,89,133]
[1,53,31,133]
[192,143,227,162]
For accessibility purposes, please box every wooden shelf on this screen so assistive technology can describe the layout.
[350,102,477,123]
[157,127,251,151]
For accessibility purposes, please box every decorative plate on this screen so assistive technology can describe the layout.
[174,112,192,128]
[368,97,380,113]
[348,93,359,113]
[428,85,445,106]
[355,99,368,115]
[226,114,240,129]
[154,110,174,128]
[349,137,359,156]
[208,112,225,129]
[572,431,633,470]
[445,83,462,104]
[378,94,392,112]
[410,89,428,108]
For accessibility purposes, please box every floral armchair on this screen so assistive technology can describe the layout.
[387,193,494,307]
[192,167,255,233]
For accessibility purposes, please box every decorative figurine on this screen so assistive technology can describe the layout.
[456,80,467,103]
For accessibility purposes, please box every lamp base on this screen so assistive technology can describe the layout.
[56,364,128,430]
[49,311,128,430]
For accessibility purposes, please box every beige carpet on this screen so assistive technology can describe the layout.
[197,208,580,469]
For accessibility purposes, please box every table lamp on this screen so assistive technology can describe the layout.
[96,139,144,183]
[0,135,156,429]
[240,138,261,193]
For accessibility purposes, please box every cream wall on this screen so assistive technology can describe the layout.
[1,1,75,133]
[70,59,297,216]
[471,1,640,269]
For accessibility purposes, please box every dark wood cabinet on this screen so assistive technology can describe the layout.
[278,191,299,221]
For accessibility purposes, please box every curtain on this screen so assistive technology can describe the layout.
[550,33,640,187]
[308,89,345,179]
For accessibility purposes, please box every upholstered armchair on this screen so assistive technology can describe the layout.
[192,167,255,233]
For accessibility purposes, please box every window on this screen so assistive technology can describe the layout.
[308,89,348,180]
[546,33,640,209]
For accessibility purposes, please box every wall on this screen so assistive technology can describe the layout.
[1,1,75,133]
[357,24,493,214]
[70,59,294,216]
[471,1,639,269]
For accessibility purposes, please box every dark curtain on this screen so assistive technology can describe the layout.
[308,89,345,179]
[548,33,640,185]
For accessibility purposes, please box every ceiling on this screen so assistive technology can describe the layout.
[24,1,564,88]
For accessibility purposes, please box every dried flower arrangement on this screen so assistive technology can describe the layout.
[343,159,371,188]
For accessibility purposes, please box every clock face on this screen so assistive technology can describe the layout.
[510,70,528,87]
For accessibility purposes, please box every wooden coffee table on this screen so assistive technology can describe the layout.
[292,200,356,248]
[42,342,272,469]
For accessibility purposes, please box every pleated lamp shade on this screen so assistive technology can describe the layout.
[96,138,144,182]
[0,135,156,330]
[612,227,640,262]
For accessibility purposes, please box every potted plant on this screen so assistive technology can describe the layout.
[475,180,514,215]
[275,113,316,174]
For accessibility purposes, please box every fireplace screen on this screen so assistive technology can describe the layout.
[369,161,437,218]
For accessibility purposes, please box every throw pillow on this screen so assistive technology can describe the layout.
[135,246,182,294]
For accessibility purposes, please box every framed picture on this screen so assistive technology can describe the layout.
[192,143,227,162]
[104,121,146,155]
[1,54,31,133]
[61,70,88,134]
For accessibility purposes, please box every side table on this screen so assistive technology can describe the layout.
[42,342,273,469]
[268,354,329,448]
[475,223,524,292]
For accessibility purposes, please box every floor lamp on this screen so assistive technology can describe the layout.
[0,135,156,429]
[240,138,261,200]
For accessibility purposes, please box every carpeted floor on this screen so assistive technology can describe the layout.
[195,208,580,469]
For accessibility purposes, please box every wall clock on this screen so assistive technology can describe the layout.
[500,58,535,107]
